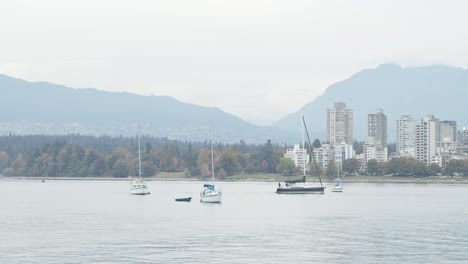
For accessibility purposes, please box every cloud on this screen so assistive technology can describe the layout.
[1,0,468,124]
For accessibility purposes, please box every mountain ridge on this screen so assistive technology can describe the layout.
[274,64,468,141]
[0,73,293,143]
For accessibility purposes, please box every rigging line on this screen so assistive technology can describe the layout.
[301,115,323,188]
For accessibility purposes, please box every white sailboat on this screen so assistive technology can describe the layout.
[130,125,150,195]
[200,131,222,203]
[331,163,343,193]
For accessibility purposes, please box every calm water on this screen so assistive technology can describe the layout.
[1,179,467,263]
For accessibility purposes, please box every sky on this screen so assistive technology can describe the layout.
[1,0,468,125]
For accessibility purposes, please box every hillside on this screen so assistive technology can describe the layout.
[275,64,468,141]
[0,74,292,143]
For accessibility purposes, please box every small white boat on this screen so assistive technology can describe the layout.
[331,163,343,193]
[200,130,222,203]
[130,125,150,195]
[131,178,150,195]
[200,184,222,203]
[331,180,343,192]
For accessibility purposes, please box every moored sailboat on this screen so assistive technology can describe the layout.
[276,115,325,194]
[331,163,343,192]
[200,130,222,203]
[130,125,150,195]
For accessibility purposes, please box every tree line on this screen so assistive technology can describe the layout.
[0,134,298,178]
[338,157,468,177]
[2,134,466,178]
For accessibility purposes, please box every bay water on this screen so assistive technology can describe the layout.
[1,179,467,263]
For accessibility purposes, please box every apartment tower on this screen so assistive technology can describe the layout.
[327,102,353,145]
[368,109,387,147]
[396,115,416,155]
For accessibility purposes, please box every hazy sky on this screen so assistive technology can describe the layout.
[1,0,468,125]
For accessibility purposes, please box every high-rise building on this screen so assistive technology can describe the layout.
[438,121,458,161]
[415,115,438,165]
[327,102,353,145]
[284,144,310,172]
[312,143,354,169]
[458,127,468,155]
[439,121,457,143]
[396,115,416,156]
[368,109,387,147]
[362,137,388,172]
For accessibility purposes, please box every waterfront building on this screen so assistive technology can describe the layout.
[439,121,457,143]
[368,109,387,147]
[438,120,458,155]
[457,127,468,155]
[333,142,354,163]
[362,137,388,172]
[415,115,438,165]
[284,144,310,172]
[396,115,416,156]
[327,102,353,145]
[312,143,354,169]
[313,144,332,169]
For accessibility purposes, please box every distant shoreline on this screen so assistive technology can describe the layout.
[2,174,468,184]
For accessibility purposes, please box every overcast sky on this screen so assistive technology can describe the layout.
[1,0,467,125]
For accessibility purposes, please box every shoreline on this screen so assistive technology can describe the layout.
[2,175,468,184]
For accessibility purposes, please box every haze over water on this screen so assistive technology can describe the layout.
[1,180,467,263]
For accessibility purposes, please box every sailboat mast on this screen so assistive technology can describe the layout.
[337,162,340,181]
[210,129,215,183]
[302,116,323,188]
[138,124,142,179]
[301,113,306,176]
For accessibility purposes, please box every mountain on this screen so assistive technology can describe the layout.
[0,74,292,143]
[275,64,468,142]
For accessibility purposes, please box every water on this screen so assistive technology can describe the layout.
[1,180,467,263]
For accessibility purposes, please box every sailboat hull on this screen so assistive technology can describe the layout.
[130,185,150,195]
[331,187,343,192]
[200,192,222,203]
[276,186,325,194]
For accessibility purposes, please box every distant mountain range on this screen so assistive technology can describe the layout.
[0,74,292,143]
[2,64,468,144]
[275,64,468,141]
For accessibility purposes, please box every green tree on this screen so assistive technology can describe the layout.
[426,163,441,176]
[112,158,129,178]
[108,147,129,170]
[159,155,178,172]
[145,142,153,155]
[385,158,400,175]
[13,154,26,175]
[353,140,365,155]
[217,168,228,179]
[216,148,240,175]
[445,159,464,177]
[326,160,337,179]
[3,167,14,176]
[367,159,381,175]
[412,161,427,177]
[312,139,322,149]
[0,151,10,170]
[464,160,468,177]
[143,162,158,176]
[276,158,296,176]
[197,148,212,177]
[342,158,359,175]
[91,157,106,176]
